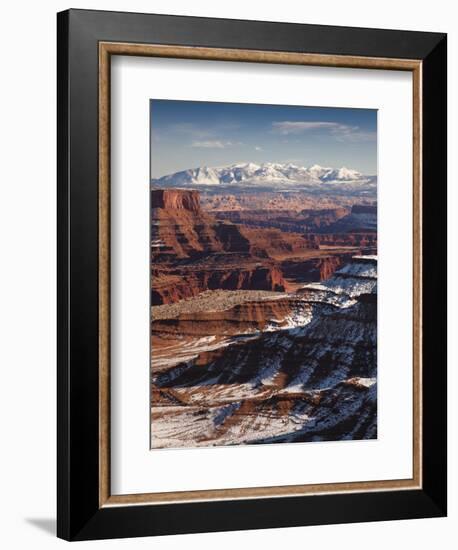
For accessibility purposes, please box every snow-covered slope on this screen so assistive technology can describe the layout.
[152,162,376,194]
[300,255,377,301]
[151,256,378,447]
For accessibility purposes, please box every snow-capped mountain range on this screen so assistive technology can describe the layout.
[151,162,376,194]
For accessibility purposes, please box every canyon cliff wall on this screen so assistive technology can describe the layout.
[151,189,291,303]
[151,189,376,305]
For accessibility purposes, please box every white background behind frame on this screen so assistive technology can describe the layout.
[110,55,413,496]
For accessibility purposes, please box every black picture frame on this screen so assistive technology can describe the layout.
[57,8,447,541]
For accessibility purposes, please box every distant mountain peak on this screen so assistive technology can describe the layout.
[151,162,376,196]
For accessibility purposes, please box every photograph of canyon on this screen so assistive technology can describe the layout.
[150,100,377,449]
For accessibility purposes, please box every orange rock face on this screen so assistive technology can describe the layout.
[280,254,354,283]
[151,189,295,303]
[151,188,201,211]
[151,262,287,305]
[151,189,376,305]
[152,295,311,337]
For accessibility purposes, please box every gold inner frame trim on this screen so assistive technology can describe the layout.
[98,41,423,507]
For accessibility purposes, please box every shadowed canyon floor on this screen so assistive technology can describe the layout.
[151,189,377,448]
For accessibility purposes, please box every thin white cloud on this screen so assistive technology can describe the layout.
[191,140,243,149]
[272,121,342,134]
[191,140,230,149]
[254,145,263,151]
[272,121,376,142]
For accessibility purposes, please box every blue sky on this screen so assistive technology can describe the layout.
[150,100,377,178]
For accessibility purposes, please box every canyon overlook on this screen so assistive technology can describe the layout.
[151,188,378,448]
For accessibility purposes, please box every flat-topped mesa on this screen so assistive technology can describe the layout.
[151,188,201,212]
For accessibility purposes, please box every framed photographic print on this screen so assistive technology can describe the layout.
[57,9,447,541]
